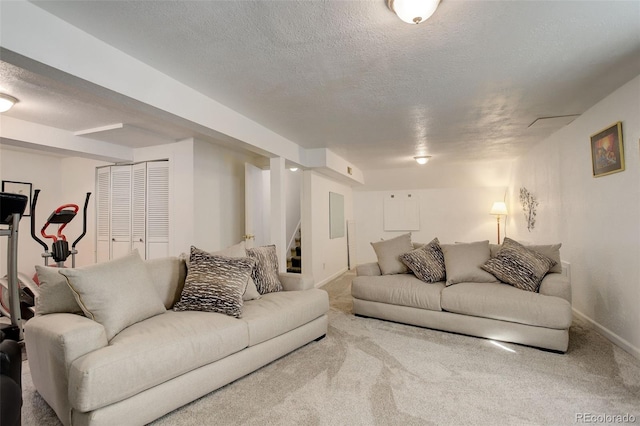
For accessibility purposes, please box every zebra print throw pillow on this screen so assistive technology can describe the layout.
[173,246,255,318]
[481,238,556,293]
[246,245,283,294]
[399,238,445,283]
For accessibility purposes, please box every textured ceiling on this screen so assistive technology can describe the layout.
[4,1,640,170]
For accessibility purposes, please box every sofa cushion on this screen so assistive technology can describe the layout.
[68,310,249,412]
[481,238,556,293]
[441,241,498,286]
[241,289,329,346]
[370,233,413,275]
[173,247,255,318]
[399,238,445,283]
[59,250,166,341]
[351,275,444,311]
[34,265,82,315]
[246,245,283,294]
[145,257,187,309]
[524,242,562,274]
[440,282,572,329]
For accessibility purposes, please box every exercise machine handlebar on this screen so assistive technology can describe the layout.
[30,189,48,252]
[72,192,91,249]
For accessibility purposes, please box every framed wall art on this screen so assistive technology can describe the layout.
[590,122,624,178]
[1,180,33,216]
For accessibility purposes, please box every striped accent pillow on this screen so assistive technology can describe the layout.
[246,245,283,294]
[173,246,255,318]
[400,238,445,283]
[481,238,556,292]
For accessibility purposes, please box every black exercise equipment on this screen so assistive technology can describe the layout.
[31,189,91,267]
[0,330,22,426]
[0,192,28,340]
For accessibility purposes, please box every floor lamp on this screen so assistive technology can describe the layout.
[490,202,508,244]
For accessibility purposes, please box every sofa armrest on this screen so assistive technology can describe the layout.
[279,273,315,291]
[539,273,571,304]
[356,262,381,277]
[24,314,108,425]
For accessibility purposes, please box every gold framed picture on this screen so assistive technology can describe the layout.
[590,122,624,177]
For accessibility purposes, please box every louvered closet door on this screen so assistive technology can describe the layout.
[146,161,169,259]
[131,162,147,258]
[110,165,133,259]
[96,167,111,263]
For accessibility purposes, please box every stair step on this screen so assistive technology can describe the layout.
[286,266,302,274]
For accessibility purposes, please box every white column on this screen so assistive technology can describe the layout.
[270,157,287,272]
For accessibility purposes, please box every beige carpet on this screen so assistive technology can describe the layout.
[21,271,640,425]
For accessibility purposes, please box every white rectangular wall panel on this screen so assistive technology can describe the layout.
[383,192,420,231]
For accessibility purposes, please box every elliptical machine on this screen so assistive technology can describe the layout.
[31,189,91,268]
[0,190,91,323]
[0,192,29,340]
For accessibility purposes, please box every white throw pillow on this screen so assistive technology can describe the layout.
[59,250,166,340]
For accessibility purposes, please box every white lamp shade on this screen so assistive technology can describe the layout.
[490,201,508,215]
[0,94,18,113]
[388,0,440,24]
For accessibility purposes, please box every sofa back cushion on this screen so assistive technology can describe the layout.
[441,240,499,286]
[60,250,166,341]
[370,233,413,275]
[145,257,187,309]
[35,265,83,315]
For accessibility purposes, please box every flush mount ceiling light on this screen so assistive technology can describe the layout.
[414,156,431,165]
[0,93,18,113]
[388,0,440,25]
[289,167,299,172]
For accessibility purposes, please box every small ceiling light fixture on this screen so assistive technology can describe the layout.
[289,167,299,172]
[388,0,440,25]
[0,93,18,113]
[414,156,431,165]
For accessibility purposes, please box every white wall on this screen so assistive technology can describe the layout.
[354,187,507,265]
[193,139,250,252]
[0,146,108,276]
[507,74,640,358]
[302,171,353,287]
[354,160,512,265]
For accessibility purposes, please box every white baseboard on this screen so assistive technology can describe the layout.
[315,267,348,288]
[572,308,640,360]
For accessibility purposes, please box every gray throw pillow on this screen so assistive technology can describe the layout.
[34,265,83,315]
[441,240,498,286]
[173,246,255,318]
[59,250,166,340]
[370,233,414,275]
[399,238,445,283]
[212,242,261,301]
[481,238,556,293]
[246,245,283,294]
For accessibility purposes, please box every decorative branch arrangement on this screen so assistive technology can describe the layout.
[519,187,538,232]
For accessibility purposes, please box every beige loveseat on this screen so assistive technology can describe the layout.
[25,254,329,426]
[352,237,572,352]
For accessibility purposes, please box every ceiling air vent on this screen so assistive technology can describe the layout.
[528,115,580,130]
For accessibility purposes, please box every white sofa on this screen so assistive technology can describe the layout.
[352,238,572,352]
[25,256,329,426]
